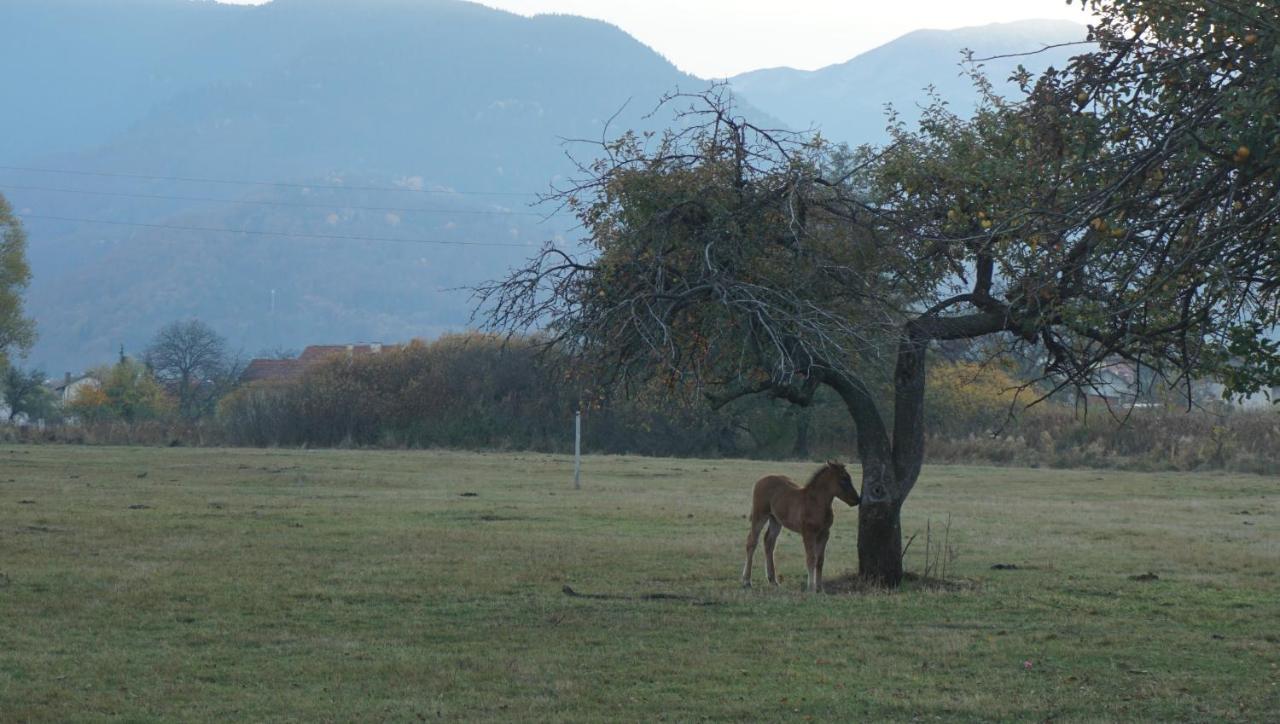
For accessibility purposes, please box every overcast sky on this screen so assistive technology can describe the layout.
[214,0,1094,78]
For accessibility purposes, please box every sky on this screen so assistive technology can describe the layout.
[214,0,1095,78]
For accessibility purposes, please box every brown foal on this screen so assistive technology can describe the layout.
[741,461,860,592]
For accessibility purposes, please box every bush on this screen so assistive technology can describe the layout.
[925,361,1027,437]
[218,335,577,450]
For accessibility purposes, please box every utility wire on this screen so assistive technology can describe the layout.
[17,213,535,248]
[0,182,552,218]
[0,164,541,198]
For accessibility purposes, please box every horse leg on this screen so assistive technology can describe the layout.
[763,517,782,586]
[803,530,817,593]
[814,528,830,593]
[742,515,767,588]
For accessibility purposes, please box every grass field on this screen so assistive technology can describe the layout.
[1,445,1278,721]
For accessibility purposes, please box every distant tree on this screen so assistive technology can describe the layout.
[0,193,35,371]
[481,0,1280,586]
[145,319,237,419]
[67,384,111,423]
[1,366,59,423]
[72,358,170,423]
[791,406,813,459]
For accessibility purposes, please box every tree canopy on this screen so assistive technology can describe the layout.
[875,0,1280,403]
[481,0,1280,585]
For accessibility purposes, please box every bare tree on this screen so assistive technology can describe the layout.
[144,319,236,419]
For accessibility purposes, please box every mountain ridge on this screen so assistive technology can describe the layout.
[728,19,1088,144]
[1,1,1092,372]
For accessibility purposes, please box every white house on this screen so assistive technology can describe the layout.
[53,372,101,403]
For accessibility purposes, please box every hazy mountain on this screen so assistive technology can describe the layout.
[2,0,704,179]
[1,2,1090,373]
[729,19,1089,145]
[2,0,715,372]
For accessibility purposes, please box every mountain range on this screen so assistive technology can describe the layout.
[0,0,1086,373]
[727,19,1087,144]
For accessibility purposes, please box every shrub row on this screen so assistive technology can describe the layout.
[8,334,1276,473]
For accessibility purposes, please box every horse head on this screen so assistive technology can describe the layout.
[825,460,861,507]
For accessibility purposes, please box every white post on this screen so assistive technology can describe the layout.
[573,409,582,490]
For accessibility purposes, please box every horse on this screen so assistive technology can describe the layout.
[741,460,860,593]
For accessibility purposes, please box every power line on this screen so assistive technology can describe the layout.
[0,164,542,198]
[17,213,536,248]
[0,182,553,218]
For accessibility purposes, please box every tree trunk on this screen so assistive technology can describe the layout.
[854,311,1009,586]
[791,406,811,458]
[857,499,903,586]
[846,328,928,587]
[817,369,905,585]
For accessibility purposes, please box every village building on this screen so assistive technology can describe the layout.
[53,372,101,403]
[239,343,401,385]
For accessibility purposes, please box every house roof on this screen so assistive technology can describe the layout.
[297,345,349,363]
[240,343,401,384]
[239,358,305,384]
[52,374,99,393]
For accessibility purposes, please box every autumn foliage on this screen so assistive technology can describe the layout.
[68,358,172,423]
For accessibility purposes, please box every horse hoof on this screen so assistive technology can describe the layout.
[741,581,751,589]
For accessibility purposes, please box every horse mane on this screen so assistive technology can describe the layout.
[805,460,844,489]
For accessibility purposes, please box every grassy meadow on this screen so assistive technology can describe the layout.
[1,445,1277,721]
